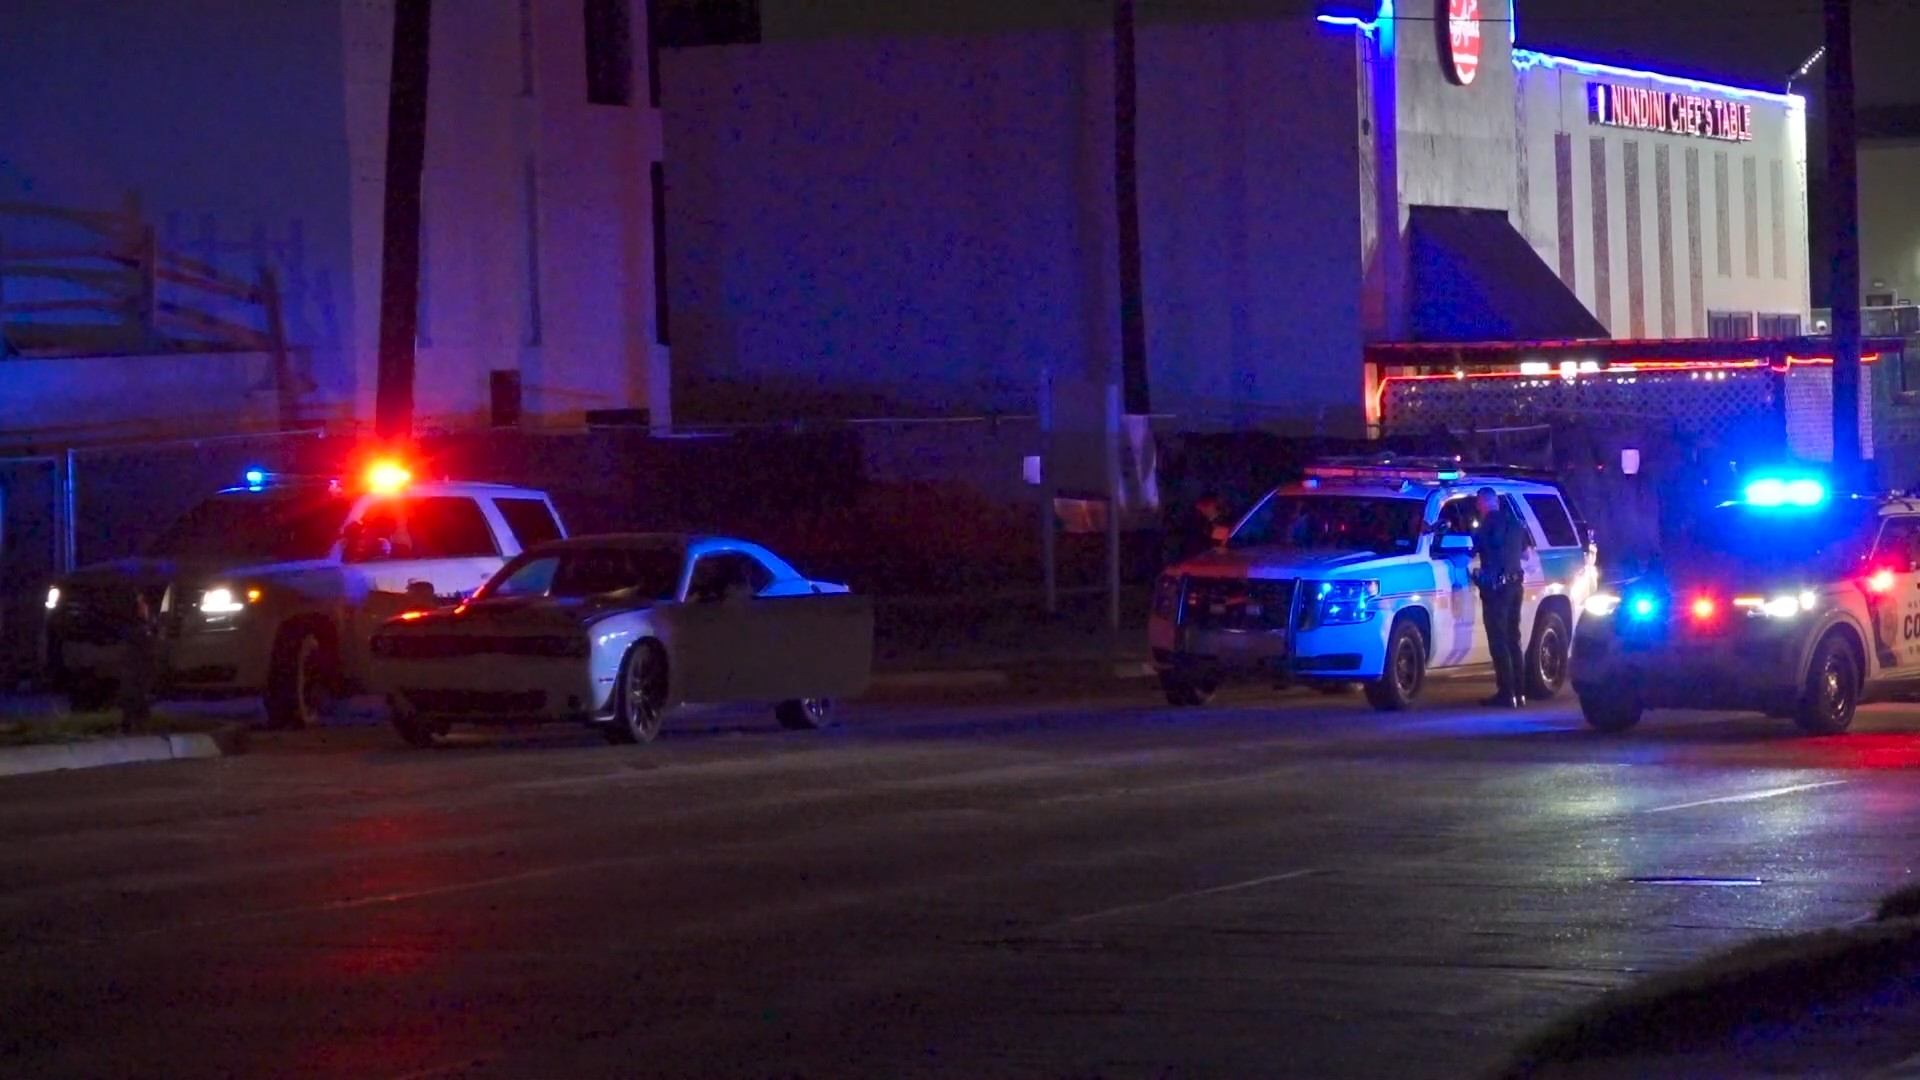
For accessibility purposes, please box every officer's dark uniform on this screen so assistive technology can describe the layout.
[1473,495,1534,706]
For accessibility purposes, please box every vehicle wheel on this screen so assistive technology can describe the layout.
[1363,619,1427,712]
[1160,671,1217,707]
[776,697,836,730]
[64,678,118,714]
[1525,608,1572,701]
[265,625,340,730]
[390,712,437,749]
[1794,633,1860,735]
[1579,693,1643,733]
[606,641,669,745]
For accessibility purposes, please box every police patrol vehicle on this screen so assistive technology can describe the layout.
[1572,474,1920,735]
[1150,457,1599,710]
[44,461,566,728]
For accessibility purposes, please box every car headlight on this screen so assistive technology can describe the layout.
[199,586,260,615]
[1303,580,1378,629]
[1583,592,1621,617]
[45,586,60,611]
[1741,591,1818,618]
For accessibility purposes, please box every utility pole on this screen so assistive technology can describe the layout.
[1114,0,1150,416]
[375,0,433,440]
[1825,0,1862,481]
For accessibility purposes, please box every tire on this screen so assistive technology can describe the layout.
[1579,692,1643,733]
[605,641,669,745]
[1524,608,1572,701]
[65,678,118,714]
[265,624,340,730]
[1160,671,1217,707]
[1794,633,1860,735]
[1363,618,1427,711]
[776,697,836,731]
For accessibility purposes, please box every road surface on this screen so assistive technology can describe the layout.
[2,682,1917,1079]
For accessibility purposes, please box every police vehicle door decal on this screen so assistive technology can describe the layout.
[1877,517,1920,673]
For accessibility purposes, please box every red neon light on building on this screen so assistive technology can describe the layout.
[1371,354,1882,420]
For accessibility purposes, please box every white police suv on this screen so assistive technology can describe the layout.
[1573,474,1920,735]
[1150,458,1599,710]
[44,461,566,729]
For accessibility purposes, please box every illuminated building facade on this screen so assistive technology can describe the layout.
[661,0,1816,435]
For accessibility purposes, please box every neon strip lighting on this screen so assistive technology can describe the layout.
[1371,354,1880,418]
[1315,0,1393,37]
[1316,0,1800,107]
[1512,50,1800,106]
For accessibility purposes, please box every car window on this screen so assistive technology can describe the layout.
[1230,494,1423,554]
[491,555,560,598]
[408,496,499,559]
[1436,496,1478,535]
[1524,493,1580,547]
[349,502,411,561]
[495,497,563,550]
[686,552,774,602]
[1875,517,1920,573]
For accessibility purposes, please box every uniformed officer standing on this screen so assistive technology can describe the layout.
[1472,486,1534,708]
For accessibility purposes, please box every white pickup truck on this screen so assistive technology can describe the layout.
[44,467,567,728]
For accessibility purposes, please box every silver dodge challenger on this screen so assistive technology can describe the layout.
[369,533,874,747]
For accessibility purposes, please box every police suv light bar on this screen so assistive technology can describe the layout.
[1304,463,1465,483]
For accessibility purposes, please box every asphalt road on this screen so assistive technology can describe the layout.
[3,681,1919,1080]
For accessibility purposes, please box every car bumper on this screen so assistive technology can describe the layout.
[50,628,271,699]
[1571,621,1809,709]
[375,657,606,725]
[1147,614,1385,681]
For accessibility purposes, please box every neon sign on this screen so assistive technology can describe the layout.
[1589,81,1753,142]
[1446,0,1481,85]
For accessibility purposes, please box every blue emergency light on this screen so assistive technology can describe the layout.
[1743,476,1826,508]
[243,468,267,487]
[1628,595,1659,620]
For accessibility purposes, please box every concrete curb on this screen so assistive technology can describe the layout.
[869,660,1156,692]
[0,723,249,779]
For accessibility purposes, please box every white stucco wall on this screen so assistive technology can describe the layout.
[1513,60,1809,338]
[3,0,665,441]
[346,0,669,432]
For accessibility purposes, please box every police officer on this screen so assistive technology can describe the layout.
[1472,486,1533,708]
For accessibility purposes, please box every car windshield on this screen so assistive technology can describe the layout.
[480,545,685,602]
[1228,493,1425,555]
[1663,501,1878,578]
[145,492,354,562]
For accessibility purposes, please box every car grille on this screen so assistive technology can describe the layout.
[401,689,547,715]
[373,634,586,660]
[1180,577,1296,632]
[55,582,171,644]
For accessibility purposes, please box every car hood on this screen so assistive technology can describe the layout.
[382,593,658,633]
[1176,546,1395,579]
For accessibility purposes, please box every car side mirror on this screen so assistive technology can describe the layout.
[1435,533,1474,557]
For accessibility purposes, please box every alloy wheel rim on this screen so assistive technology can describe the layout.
[1540,628,1566,686]
[1396,641,1418,692]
